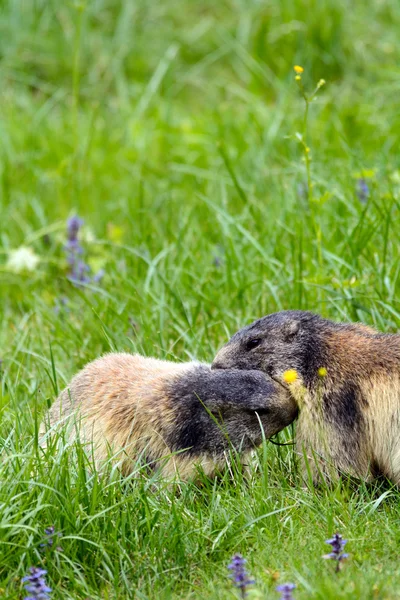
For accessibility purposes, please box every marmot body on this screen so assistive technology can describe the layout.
[41,353,297,480]
[212,310,400,484]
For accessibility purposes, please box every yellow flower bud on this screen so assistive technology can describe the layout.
[295,75,301,81]
[283,369,298,384]
[318,367,327,377]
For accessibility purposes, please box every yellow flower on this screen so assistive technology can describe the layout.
[283,369,298,384]
[293,65,304,74]
[318,367,327,377]
[295,75,301,81]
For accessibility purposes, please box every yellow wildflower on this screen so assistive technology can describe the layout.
[318,367,327,377]
[283,369,298,384]
[295,75,301,81]
[293,65,304,74]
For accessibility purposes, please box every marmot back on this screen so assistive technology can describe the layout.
[212,310,400,485]
[41,353,297,480]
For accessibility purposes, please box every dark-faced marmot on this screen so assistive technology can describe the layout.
[212,310,400,484]
[40,353,297,480]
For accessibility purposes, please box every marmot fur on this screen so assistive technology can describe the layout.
[212,310,400,484]
[41,353,297,480]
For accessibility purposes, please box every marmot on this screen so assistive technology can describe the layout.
[41,353,297,480]
[212,310,400,484]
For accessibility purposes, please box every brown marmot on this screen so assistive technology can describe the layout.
[40,353,297,480]
[212,310,400,484]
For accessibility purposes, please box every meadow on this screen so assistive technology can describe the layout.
[1,0,400,597]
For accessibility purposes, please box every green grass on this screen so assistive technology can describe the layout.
[1,0,400,597]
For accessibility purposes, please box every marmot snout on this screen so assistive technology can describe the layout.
[41,353,297,480]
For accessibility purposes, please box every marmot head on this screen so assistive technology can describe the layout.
[167,367,298,456]
[211,311,331,386]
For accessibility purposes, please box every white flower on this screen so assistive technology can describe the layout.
[6,246,40,273]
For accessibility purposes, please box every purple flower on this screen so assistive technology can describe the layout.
[356,178,369,203]
[64,216,85,283]
[71,259,91,284]
[65,239,83,261]
[22,567,51,600]
[44,525,55,537]
[228,554,255,598]
[323,533,349,572]
[40,526,62,551]
[67,216,84,241]
[92,268,105,283]
[276,583,296,600]
[64,215,103,286]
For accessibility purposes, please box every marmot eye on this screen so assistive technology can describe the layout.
[245,339,261,351]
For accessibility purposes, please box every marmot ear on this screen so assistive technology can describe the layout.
[282,319,300,341]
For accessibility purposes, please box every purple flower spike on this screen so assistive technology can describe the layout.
[22,567,51,600]
[40,525,62,551]
[71,260,91,283]
[228,554,255,598]
[323,533,349,572]
[44,526,55,537]
[64,215,104,287]
[356,178,369,203]
[276,583,296,600]
[65,239,83,257]
[65,216,85,283]
[67,216,84,241]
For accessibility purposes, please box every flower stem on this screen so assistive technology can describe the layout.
[296,77,322,266]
